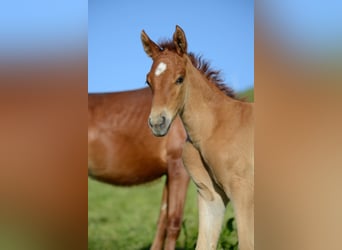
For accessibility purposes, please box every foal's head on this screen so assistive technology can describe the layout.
[141,25,189,136]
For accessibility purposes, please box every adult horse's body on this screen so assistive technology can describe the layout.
[88,87,190,250]
[141,26,254,250]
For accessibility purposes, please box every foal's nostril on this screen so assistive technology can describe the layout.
[160,116,166,126]
[149,115,167,130]
[148,117,153,128]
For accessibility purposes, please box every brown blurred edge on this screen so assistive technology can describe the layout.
[255,8,342,250]
[0,53,88,250]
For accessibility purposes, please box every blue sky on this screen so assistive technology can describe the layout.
[258,0,342,58]
[0,0,87,60]
[89,0,254,93]
[1,1,339,88]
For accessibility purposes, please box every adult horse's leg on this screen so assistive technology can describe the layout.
[182,142,228,250]
[164,158,190,250]
[150,179,169,250]
[225,175,254,250]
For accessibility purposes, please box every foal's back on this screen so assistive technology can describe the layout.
[88,87,185,186]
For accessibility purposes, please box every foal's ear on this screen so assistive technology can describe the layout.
[141,30,160,58]
[173,25,187,55]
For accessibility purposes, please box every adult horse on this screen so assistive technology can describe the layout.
[88,87,190,250]
[141,26,254,250]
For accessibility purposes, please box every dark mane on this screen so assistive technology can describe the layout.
[158,40,236,99]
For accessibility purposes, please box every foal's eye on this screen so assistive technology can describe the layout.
[176,76,184,84]
[145,80,151,86]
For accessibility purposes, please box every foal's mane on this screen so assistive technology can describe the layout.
[158,40,236,99]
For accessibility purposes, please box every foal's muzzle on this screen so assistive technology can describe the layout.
[148,113,171,137]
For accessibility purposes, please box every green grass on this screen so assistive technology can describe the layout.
[88,178,237,250]
[88,89,253,249]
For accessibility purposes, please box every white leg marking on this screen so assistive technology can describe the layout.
[161,202,167,211]
[155,62,167,76]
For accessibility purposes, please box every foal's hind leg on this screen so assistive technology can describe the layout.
[164,157,190,250]
[182,142,228,250]
[150,179,168,250]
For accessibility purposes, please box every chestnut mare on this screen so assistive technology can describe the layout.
[141,26,254,250]
[88,88,190,250]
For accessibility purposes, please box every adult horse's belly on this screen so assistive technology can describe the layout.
[88,128,168,186]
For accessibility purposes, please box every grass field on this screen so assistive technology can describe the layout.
[88,89,253,250]
[88,178,237,250]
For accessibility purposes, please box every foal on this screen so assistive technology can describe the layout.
[88,88,190,250]
[141,26,254,250]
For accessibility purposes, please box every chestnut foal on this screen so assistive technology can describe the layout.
[141,26,254,250]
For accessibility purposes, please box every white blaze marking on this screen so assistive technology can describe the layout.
[155,62,167,76]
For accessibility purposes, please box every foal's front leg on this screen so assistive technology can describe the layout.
[182,142,228,250]
[226,175,254,250]
[196,187,227,250]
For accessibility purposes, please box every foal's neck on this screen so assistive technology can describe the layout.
[180,57,235,146]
